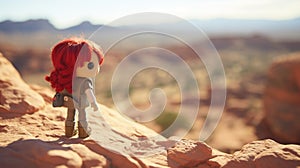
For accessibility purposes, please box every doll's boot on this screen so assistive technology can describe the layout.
[65,121,77,137]
[78,121,90,138]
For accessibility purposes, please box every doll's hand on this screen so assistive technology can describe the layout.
[91,102,99,111]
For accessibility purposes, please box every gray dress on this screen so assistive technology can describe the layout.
[72,77,93,125]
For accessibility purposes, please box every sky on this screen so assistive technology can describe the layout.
[1,0,300,29]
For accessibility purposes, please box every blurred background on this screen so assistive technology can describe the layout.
[0,0,300,153]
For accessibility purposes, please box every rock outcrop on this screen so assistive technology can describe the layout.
[264,53,300,143]
[0,53,45,114]
[209,139,300,168]
[167,139,213,167]
[0,139,110,168]
[1,137,299,168]
[0,52,300,167]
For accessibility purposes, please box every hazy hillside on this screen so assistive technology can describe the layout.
[192,18,300,41]
[0,18,300,75]
[0,19,57,33]
[1,18,300,41]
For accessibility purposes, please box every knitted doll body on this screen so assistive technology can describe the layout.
[45,38,104,138]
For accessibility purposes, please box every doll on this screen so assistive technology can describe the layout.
[45,38,104,138]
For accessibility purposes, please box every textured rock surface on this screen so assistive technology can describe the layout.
[210,139,300,168]
[167,139,212,168]
[264,53,300,143]
[0,52,300,168]
[0,139,110,168]
[0,53,45,113]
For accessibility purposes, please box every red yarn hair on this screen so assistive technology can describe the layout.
[45,38,104,93]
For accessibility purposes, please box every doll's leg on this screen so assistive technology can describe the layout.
[62,91,77,137]
[65,107,77,137]
[78,108,90,138]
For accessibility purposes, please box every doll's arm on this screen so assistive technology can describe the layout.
[85,89,99,111]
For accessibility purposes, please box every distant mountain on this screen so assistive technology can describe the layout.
[0,19,57,33]
[62,21,102,33]
[0,19,103,34]
[190,18,300,40]
[0,18,299,41]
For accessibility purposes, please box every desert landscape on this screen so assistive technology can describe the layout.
[0,18,300,167]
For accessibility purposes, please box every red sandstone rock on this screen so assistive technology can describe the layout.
[30,84,54,103]
[264,53,300,143]
[0,139,110,168]
[167,139,212,168]
[0,53,45,113]
[210,139,300,168]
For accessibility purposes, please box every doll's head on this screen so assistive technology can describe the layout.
[45,37,104,93]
